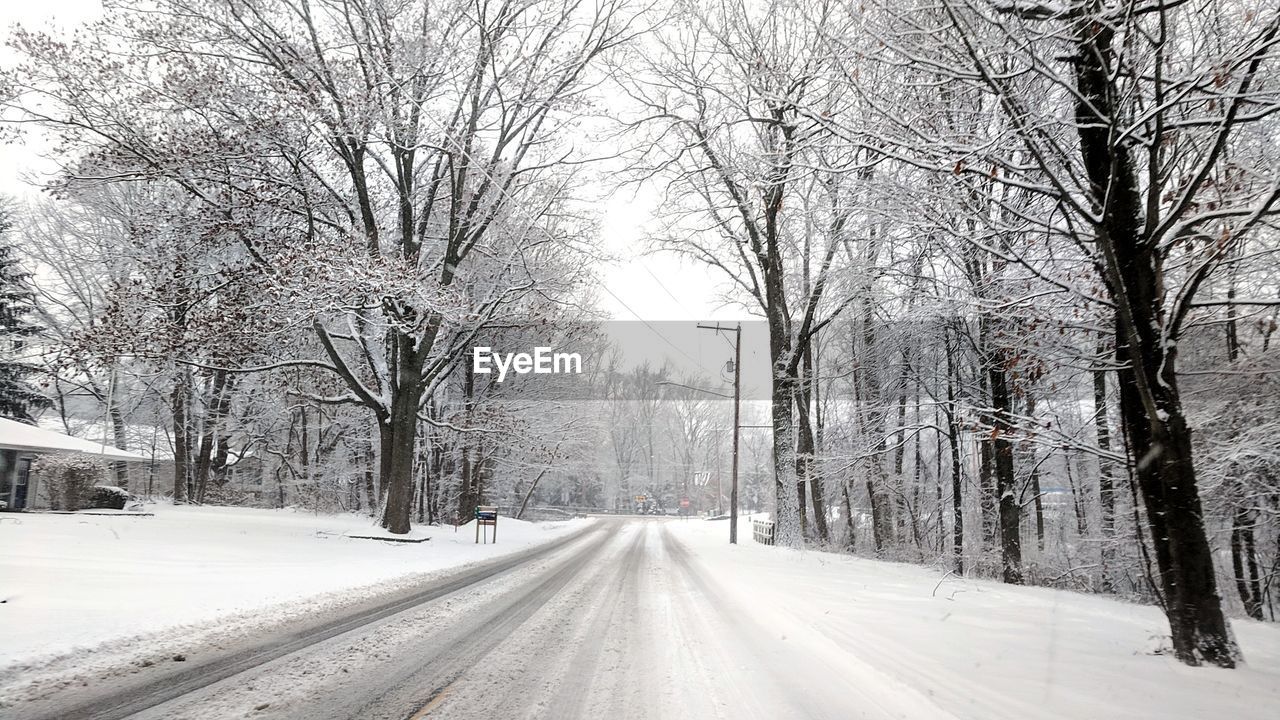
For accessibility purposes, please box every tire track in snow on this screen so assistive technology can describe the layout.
[542,523,648,718]
[342,525,621,719]
[15,521,604,720]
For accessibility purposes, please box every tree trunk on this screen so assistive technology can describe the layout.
[1066,454,1089,539]
[988,361,1022,584]
[978,431,996,548]
[517,464,555,520]
[110,405,129,488]
[892,348,910,476]
[1231,508,1264,620]
[770,369,803,548]
[295,405,309,508]
[841,480,857,551]
[1120,388,1237,665]
[1025,394,1045,554]
[948,420,964,574]
[796,339,829,542]
[855,307,894,553]
[1245,512,1263,620]
[1093,348,1117,591]
[362,438,377,517]
[108,368,130,489]
[1030,466,1045,554]
[416,441,428,524]
[170,368,190,504]
[427,440,441,525]
[379,336,423,533]
[945,330,965,574]
[379,409,418,534]
[1076,19,1238,667]
[196,370,230,504]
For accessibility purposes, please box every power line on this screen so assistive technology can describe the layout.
[642,263,688,310]
[600,284,705,368]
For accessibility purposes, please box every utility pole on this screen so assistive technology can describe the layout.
[698,322,742,544]
[730,323,741,544]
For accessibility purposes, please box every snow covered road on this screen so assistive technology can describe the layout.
[9,519,947,720]
[8,517,1280,720]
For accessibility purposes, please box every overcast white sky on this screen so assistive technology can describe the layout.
[0,0,746,326]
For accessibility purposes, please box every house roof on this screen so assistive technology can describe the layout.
[0,417,151,461]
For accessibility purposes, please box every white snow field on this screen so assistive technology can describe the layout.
[0,505,588,667]
[666,517,1280,720]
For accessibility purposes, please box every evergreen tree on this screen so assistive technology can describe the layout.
[0,206,50,423]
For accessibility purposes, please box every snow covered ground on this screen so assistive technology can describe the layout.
[4,512,1278,720]
[0,505,588,669]
[666,516,1280,720]
[5,515,1278,719]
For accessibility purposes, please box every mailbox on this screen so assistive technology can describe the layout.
[475,505,498,544]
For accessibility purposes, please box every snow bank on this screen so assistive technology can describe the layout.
[667,517,1280,720]
[0,505,587,667]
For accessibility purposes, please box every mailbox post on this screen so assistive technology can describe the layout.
[475,506,498,544]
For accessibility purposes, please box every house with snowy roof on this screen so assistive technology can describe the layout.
[0,417,148,511]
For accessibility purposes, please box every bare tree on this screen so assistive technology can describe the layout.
[860,0,1280,666]
[620,0,863,545]
[6,0,630,532]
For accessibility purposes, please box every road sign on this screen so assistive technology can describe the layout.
[634,494,647,502]
[692,472,710,487]
[680,497,690,508]
[475,506,498,544]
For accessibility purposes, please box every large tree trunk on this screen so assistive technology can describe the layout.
[1076,20,1237,667]
[379,404,418,534]
[379,332,424,534]
[1117,372,1237,665]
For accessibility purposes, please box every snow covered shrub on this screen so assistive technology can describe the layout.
[36,455,108,511]
[87,485,132,510]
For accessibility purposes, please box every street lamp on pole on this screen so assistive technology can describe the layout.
[697,322,742,544]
